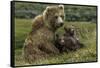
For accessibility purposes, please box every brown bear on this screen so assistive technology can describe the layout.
[22,5,65,63]
[55,25,84,52]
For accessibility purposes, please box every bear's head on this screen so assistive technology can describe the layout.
[43,5,65,31]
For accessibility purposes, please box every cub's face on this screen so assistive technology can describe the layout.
[43,5,65,29]
[64,26,75,36]
[55,34,65,46]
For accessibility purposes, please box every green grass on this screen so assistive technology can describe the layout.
[15,19,97,66]
[15,19,32,49]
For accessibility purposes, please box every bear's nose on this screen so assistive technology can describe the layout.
[60,22,64,26]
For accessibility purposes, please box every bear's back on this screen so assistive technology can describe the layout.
[30,26,54,46]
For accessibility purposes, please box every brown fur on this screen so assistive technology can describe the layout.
[55,26,84,52]
[22,5,65,63]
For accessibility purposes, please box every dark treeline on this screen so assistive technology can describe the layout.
[15,2,97,22]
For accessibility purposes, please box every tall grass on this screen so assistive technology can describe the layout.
[15,19,97,66]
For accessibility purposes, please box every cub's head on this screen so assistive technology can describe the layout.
[64,25,75,36]
[55,34,65,46]
[43,5,65,30]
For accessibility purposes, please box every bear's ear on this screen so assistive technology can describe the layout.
[43,6,51,20]
[46,6,51,12]
[59,5,64,9]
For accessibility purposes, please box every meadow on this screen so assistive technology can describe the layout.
[15,18,97,66]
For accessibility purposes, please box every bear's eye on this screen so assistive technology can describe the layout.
[54,16,58,19]
[60,15,64,19]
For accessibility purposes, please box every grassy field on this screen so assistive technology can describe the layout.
[15,19,97,66]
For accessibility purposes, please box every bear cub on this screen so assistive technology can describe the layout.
[55,25,84,53]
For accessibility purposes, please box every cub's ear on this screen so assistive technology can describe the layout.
[55,34,60,40]
[64,27,67,31]
[56,34,59,38]
[59,5,64,9]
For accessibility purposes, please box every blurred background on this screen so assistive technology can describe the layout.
[15,2,97,23]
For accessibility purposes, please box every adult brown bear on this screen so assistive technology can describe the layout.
[22,5,65,63]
